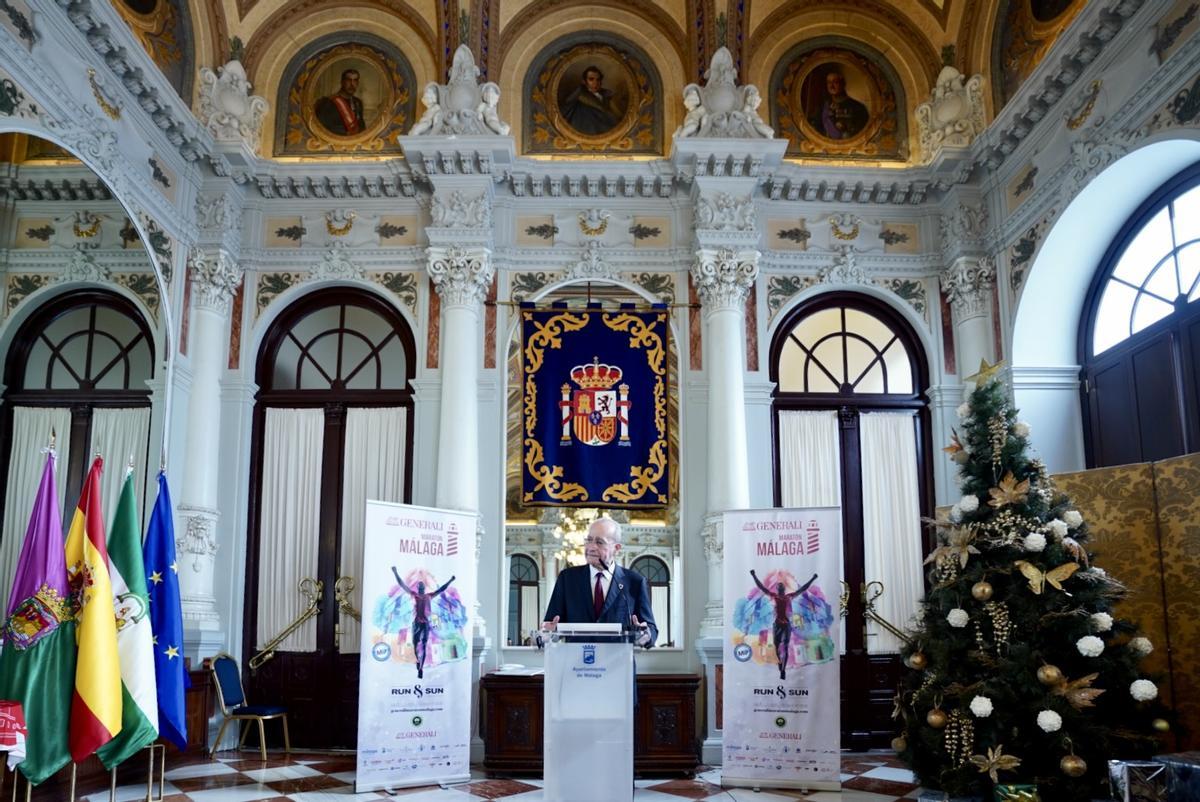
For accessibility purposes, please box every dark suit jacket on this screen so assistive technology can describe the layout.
[543,564,658,648]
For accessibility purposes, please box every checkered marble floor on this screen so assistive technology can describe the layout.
[8,750,924,801]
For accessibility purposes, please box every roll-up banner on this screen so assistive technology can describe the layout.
[356,501,476,793]
[722,507,841,791]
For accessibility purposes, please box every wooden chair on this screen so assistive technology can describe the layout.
[209,652,290,760]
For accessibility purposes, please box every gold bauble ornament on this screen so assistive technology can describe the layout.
[907,652,928,670]
[1153,718,1171,732]
[892,735,908,752]
[926,708,948,729]
[1060,755,1087,777]
[1037,664,1064,685]
[971,581,994,601]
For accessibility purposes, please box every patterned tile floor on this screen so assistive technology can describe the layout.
[6,750,925,801]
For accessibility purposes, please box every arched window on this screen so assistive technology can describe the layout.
[508,554,540,646]
[247,289,415,749]
[630,555,670,646]
[0,290,155,609]
[770,293,931,749]
[1082,162,1200,467]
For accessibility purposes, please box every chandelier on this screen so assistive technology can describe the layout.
[552,508,604,566]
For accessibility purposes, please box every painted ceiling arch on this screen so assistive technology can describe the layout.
[107,0,1090,159]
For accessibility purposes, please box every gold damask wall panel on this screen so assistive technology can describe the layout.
[1055,456,1200,751]
[1150,452,1200,751]
[1053,465,1171,690]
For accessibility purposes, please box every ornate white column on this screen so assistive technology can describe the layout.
[942,255,996,393]
[692,246,758,636]
[426,242,494,764]
[428,245,493,514]
[177,247,242,656]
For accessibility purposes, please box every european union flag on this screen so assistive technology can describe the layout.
[142,472,188,750]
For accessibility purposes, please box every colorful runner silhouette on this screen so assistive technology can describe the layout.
[750,569,818,680]
[391,567,456,679]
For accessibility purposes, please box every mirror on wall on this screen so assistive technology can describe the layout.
[502,281,682,649]
[0,132,166,608]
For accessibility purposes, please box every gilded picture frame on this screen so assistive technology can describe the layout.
[276,36,414,156]
[772,43,904,160]
[525,38,661,155]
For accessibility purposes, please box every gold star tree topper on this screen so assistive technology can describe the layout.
[965,358,1005,385]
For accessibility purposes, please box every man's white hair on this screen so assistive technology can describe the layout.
[590,516,622,542]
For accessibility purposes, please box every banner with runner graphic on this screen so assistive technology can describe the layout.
[356,501,475,792]
[722,507,841,790]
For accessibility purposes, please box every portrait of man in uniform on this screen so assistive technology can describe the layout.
[803,64,870,140]
[315,68,367,136]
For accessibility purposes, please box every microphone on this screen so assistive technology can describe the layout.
[596,555,609,572]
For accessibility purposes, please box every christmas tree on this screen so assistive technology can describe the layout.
[895,361,1167,801]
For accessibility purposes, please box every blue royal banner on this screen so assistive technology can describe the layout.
[521,305,669,508]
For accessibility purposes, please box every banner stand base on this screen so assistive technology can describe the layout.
[723,779,842,792]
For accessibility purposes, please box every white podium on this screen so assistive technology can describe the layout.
[543,624,635,802]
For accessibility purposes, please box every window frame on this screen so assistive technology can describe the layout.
[1079,161,1200,467]
[507,553,540,647]
[0,289,155,512]
[1081,161,1200,362]
[629,554,671,645]
[243,289,417,735]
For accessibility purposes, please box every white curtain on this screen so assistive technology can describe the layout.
[0,407,72,611]
[339,407,407,654]
[778,410,841,508]
[860,411,925,654]
[777,410,845,652]
[88,408,151,532]
[257,408,325,651]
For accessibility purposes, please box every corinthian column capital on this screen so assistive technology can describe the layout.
[941,255,995,324]
[691,247,759,313]
[187,248,242,314]
[427,245,494,308]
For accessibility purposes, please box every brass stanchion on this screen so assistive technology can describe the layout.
[9,768,32,802]
[147,744,165,802]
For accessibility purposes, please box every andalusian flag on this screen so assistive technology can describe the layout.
[96,469,157,768]
[0,449,75,784]
[65,457,122,761]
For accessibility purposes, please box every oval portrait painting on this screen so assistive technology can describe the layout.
[553,53,634,138]
[526,38,660,154]
[279,38,414,155]
[799,61,875,142]
[306,54,390,139]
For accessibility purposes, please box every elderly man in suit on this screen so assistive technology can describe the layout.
[542,517,657,648]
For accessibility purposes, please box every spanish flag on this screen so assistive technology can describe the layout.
[65,457,122,761]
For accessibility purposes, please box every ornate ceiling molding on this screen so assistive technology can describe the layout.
[747,0,943,84]
[977,0,1146,172]
[240,0,438,80]
[496,0,687,79]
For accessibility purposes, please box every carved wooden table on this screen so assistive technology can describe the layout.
[481,672,700,778]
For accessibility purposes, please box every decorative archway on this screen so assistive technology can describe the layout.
[245,287,416,748]
[770,290,932,749]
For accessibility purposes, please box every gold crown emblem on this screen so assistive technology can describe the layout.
[572,357,623,389]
